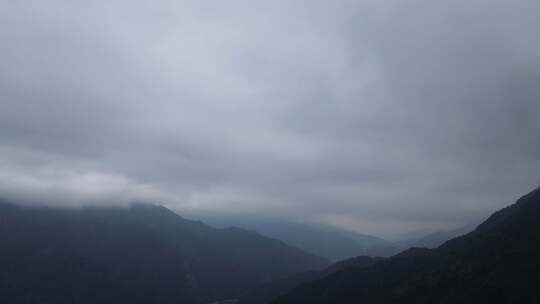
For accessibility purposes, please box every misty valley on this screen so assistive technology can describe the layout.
[1,186,540,303]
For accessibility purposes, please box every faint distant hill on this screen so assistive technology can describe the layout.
[272,186,540,303]
[397,223,477,249]
[0,200,327,304]
[194,214,400,261]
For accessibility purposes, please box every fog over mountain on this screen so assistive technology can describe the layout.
[0,200,328,304]
[192,213,401,261]
[1,0,540,237]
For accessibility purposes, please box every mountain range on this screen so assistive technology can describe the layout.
[1,186,539,304]
[193,214,400,262]
[0,201,327,304]
[272,186,540,303]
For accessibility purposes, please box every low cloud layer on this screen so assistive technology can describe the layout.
[1,0,539,236]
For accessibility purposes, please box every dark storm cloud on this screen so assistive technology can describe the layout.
[1,0,539,236]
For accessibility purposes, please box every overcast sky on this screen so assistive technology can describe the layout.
[1,0,539,237]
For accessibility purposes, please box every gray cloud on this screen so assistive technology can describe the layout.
[1,0,539,237]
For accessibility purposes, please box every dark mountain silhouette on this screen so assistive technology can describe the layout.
[194,215,400,261]
[0,201,328,304]
[273,186,540,304]
[237,255,384,304]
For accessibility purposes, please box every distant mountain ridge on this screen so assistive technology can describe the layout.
[194,215,400,261]
[397,224,477,249]
[0,200,328,304]
[273,186,540,303]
